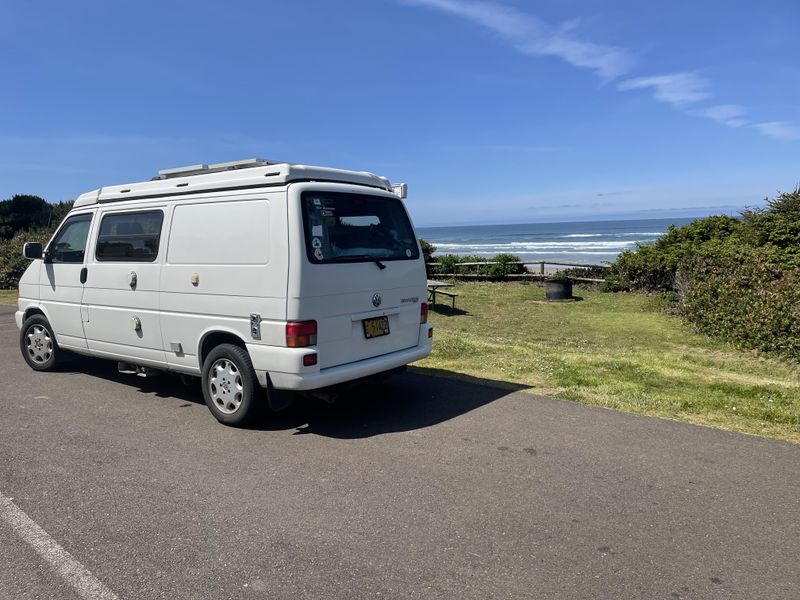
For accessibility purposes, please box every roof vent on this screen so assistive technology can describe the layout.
[154,158,281,180]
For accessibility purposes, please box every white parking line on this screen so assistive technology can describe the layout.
[0,492,120,600]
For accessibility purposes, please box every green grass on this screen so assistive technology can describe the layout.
[418,282,800,443]
[0,289,16,305]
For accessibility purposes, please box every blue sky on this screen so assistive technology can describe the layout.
[1,0,798,226]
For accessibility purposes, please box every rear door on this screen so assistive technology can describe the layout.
[287,184,426,369]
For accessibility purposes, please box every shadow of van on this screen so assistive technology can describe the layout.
[267,368,527,438]
[57,357,526,439]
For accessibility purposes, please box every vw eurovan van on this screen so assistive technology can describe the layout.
[16,159,433,425]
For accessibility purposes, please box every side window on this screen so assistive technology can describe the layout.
[48,214,92,263]
[95,211,164,262]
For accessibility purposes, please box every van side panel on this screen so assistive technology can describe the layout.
[159,193,288,372]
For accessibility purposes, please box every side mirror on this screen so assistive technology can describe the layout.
[23,242,43,260]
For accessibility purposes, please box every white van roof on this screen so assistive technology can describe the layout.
[73,159,401,208]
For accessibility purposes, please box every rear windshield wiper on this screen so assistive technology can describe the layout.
[339,254,387,270]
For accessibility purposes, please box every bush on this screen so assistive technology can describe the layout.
[488,253,525,278]
[605,187,800,360]
[419,238,437,276]
[0,228,52,289]
[608,215,742,292]
[434,254,462,276]
[430,253,522,279]
[682,249,800,359]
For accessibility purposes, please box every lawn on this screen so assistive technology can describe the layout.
[0,289,16,305]
[417,282,800,443]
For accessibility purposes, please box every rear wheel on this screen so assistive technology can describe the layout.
[201,344,260,426]
[20,315,59,371]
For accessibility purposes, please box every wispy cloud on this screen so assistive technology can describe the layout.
[617,73,711,107]
[754,121,800,141]
[402,0,798,142]
[694,104,748,128]
[402,0,635,80]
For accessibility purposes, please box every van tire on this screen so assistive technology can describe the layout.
[201,344,260,426]
[19,315,60,371]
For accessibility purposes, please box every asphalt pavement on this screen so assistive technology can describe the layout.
[1,304,798,599]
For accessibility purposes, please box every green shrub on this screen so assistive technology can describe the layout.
[682,249,800,359]
[430,253,521,278]
[0,229,52,289]
[488,253,525,278]
[601,274,630,293]
[434,253,462,275]
[608,214,742,292]
[605,187,800,360]
[419,238,437,276]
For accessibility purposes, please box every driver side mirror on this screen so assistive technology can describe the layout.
[23,242,43,260]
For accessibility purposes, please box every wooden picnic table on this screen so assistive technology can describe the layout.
[427,279,458,309]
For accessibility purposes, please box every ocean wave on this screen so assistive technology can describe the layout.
[432,241,637,250]
[561,232,664,238]
[448,250,619,256]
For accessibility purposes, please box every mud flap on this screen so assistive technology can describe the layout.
[267,378,295,412]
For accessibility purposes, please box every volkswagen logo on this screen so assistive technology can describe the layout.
[372,293,382,307]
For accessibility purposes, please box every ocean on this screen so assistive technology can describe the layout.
[417,217,695,265]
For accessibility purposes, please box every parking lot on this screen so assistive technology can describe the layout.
[1,304,799,599]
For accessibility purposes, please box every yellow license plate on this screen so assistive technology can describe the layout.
[363,316,390,339]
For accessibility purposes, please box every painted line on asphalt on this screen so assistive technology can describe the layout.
[0,491,120,600]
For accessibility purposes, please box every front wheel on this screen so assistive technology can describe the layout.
[19,315,60,371]
[201,344,261,426]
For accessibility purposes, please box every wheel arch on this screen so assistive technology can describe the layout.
[22,304,51,324]
[198,328,249,367]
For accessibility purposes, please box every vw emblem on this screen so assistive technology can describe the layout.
[372,293,382,307]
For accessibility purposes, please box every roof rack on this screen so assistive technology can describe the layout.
[153,158,282,180]
[74,161,401,208]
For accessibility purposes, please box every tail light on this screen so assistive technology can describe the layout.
[420,302,428,324]
[303,353,318,367]
[286,320,317,347]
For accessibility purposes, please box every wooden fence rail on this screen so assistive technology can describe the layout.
[429,260,610,282]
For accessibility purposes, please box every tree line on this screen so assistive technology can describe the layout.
[0,195,74,288]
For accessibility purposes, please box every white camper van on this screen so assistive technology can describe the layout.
[16,159,433,425]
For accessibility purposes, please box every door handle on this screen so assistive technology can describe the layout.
[80,267,88,284]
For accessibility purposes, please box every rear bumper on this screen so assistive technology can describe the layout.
[256,323,433,391]
[15,310,24,330]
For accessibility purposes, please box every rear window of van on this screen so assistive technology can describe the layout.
[301,192,420,264]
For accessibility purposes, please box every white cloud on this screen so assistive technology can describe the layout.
[403,1,798,142]
[617,73,711,107]
[694,104,748,128]
[402,0,635,80]
[754,121,800,141]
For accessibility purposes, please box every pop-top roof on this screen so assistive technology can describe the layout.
[73,159,397,208]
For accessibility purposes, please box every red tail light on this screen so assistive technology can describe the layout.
[420,302,428,324]
[302,353,318,367]
[286,320,317,347]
